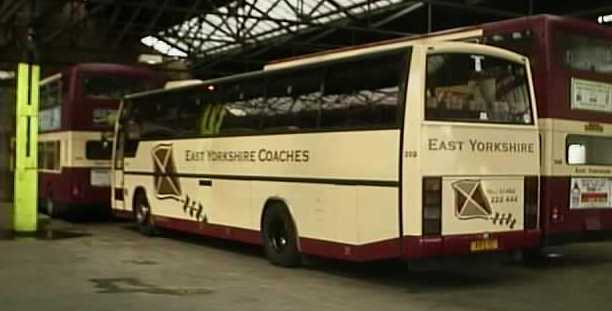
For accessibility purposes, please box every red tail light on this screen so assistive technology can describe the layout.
[524,176,539,229]
[551,206,563,223]
[423,177,442,236]
[72,184,82,199]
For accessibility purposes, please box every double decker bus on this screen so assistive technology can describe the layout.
[112,41,540,265]
[39,63,163,217]
[477,15,612,246]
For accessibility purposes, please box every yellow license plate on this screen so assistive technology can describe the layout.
[470,239,499,252]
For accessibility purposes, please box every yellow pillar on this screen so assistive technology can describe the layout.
[13,63,40,232]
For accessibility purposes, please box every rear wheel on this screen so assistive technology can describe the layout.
[134,191,156,236]
[262,204,301,267]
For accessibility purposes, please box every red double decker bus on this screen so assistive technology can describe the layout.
[38,63,163,217]
[472,15,612,247]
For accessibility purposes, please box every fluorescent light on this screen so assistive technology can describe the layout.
[140,36,188,58]
[0,70,15,80]
[138,53,163,65]
[597,14,612,24]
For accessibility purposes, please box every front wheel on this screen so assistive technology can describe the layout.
[262,204,301,267]
[134,191,156,236]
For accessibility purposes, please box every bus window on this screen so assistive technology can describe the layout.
[83,75,153,99]
[130,97,178,139]
[557,33,612,73]
[218,80,264,134]
[86,140,113,160]
[566,135,612,166]
[321,53,405,129]
[39,79,62,132]
[263,69,324,131]
[426,53,532,125]
[38,141,60,171]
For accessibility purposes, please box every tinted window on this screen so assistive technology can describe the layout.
[218,80,264,134]
[322,54,404,128]
[86,140,113,160]
[40,79,62,109]
[557,33,612,74]
[122,50,408,140]
[567,135,612,166]
[83,75,154,99]
[263,70,323,131]
[38,141,60,171]
[425,53,532,124]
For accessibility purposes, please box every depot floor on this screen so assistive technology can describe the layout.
[1,206,612,311]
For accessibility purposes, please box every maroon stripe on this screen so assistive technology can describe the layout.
[147,216,540,261]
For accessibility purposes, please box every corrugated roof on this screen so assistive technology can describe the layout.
[142,0,406,57]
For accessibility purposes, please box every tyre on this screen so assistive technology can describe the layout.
[262,204,301,267]
[133,191,156,236]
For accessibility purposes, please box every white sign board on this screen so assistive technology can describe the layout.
[571,78,612,113]
[90,169,111,187]
[570,178,612,209]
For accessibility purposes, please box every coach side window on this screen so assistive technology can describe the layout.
[263,69,324,131]
[321,53,404,129]
[218,80,264,134]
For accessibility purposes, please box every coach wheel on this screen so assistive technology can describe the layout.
[134,191,156,236]
[262,204,301,267]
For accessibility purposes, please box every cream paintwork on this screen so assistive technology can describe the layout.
[114,41,539,248]
[540,118,612,177]
[402,44,539,236]
[121,130,400,245]
[124,131,399,180]
[39,131,112,171]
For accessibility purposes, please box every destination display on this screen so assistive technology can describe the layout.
[571,78,612,113]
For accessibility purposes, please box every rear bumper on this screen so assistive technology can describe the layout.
[402,229,541,259]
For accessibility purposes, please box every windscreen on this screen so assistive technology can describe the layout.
[557,33,612,73]
[425,53,533,125]
[83,74,156,99]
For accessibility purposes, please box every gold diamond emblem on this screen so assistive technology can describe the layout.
[452,180,492,219]
[152,144,182,199]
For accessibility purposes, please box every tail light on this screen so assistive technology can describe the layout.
[524,176,539,229]
[423,177,442,236]
[551,206,563,223]
[72,184,82,199]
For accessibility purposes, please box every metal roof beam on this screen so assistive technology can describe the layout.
[569,5,612,17]
[0,0,29,23]
[420,0,522,17]
[143,0,171,37]
[113,6,142,48]
[43,3,109,44]
[324,0,361,22]
[371,1,424,28]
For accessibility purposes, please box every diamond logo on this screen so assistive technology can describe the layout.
[452,180,492,219]
[152,144,182,199]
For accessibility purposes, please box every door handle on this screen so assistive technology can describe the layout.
[199,179,212,187]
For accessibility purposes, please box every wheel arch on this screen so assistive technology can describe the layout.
[260,196,301,250]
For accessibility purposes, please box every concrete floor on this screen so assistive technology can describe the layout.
[1,210,612,311]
